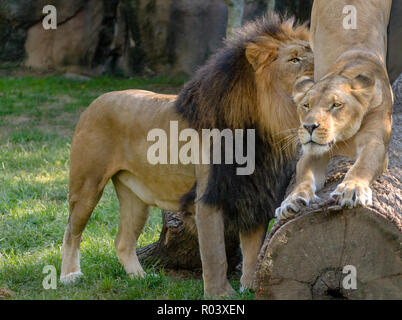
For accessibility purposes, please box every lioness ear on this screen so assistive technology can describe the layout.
[350,73,374,90]
[293,76,315,104]
[245,43,276,71]
[350,73,382,107]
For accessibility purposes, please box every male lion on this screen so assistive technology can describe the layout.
[276,0,393,219]
[60,16,313,297]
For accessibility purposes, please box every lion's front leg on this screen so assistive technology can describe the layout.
[195,200,235,298]
[194,164,234,298]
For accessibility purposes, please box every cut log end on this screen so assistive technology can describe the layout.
[255,207,402,299]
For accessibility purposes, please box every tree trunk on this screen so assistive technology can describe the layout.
[225,0,245,37]
[266,0,276,16]
[137,211,241,273]
[254,78,402,300]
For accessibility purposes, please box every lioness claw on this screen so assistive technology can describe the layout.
[275,190,318,220]
[330,181,373,208]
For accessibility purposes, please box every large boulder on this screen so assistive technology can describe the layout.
[24,0,104,74]
[0,0,84,27]
[0,0,84,63]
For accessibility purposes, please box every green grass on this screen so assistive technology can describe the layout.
[0,75,255,300]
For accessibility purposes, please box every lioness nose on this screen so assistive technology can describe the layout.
[303,123,320,135]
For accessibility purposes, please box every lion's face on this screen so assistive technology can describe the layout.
[293,73,378,155]
[247,40,314,95]
[271,42,314,94]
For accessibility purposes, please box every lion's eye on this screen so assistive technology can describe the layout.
[289,57,301,64]
[302,103,310,110]
[331,102,343,109]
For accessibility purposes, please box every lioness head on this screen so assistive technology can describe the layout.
[293,70,381,156]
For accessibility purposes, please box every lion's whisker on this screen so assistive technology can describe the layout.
[280,135,300,152]
[275,133,298,146]
[274,128,299,136]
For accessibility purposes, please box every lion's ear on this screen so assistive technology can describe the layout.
[293,76,315,104]
[245,43,276,71]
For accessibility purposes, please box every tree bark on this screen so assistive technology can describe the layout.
[266,0,276,16]
[225,0,246,37]
[137,211,241,273]
[254,77,402,300]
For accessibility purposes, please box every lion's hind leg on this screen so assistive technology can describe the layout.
[112,174,150,278]
[61,181,105,284]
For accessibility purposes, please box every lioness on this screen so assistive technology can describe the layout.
[60,16,313,297]
[276,0,393,219]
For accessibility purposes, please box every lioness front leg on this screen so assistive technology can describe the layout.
[276,153,329,220]
[331,138,387,208]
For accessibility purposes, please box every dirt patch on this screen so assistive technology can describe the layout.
[4,115,31,125]
[165,269,202,280]
[38,111,81,136]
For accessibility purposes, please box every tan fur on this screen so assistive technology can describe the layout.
[276,0,393,219]
[60,19,313,297]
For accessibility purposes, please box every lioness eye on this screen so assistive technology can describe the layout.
[289,57,301,63]
[302,103,310,110]
[331,102,342,109]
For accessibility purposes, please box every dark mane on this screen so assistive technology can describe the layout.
[175,14,307,131]
[175,15,308,232]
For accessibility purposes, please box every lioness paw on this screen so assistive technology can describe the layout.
[330,181,373,208]
[275,190,318,220]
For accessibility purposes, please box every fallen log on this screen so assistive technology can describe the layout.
[254,76,402,300]
[137,211,241,273]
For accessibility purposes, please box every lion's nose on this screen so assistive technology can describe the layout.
[303,123,320,135]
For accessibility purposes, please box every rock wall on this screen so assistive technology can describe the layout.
[0,0,230,76]
[0,0,400,78]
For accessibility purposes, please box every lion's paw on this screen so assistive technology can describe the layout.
[330,181,372,208]
[60,271,83,284]
[128,268,146,279]
[275,189,319,220]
